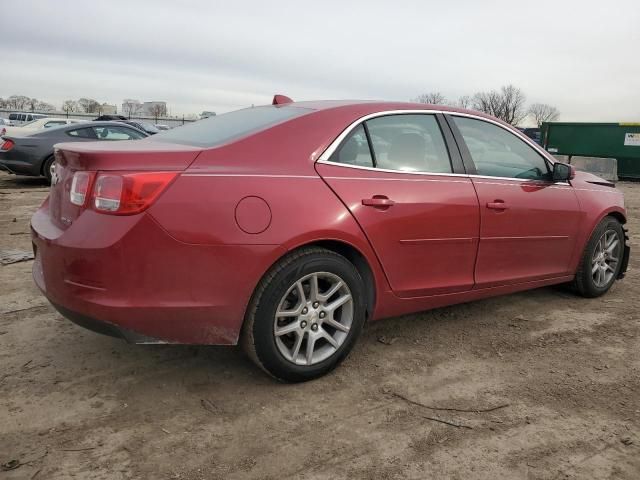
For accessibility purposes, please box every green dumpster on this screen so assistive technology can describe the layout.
[541,122,640,178]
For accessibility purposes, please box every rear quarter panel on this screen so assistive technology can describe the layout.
[149,173,391,304]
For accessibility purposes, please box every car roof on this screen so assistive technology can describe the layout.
[284,99,507,126]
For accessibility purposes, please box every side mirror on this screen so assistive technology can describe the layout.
[552,162,575,182]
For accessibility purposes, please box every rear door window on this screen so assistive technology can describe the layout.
[329,124,374,167]
[366,114,452,173]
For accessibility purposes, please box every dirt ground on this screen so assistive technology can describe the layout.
[1,170,638,480]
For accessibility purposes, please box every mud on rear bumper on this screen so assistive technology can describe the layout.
[51,302,167,344]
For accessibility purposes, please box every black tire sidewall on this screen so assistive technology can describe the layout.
[43,156,55,183]
[251,252,366,382]
[578,218,624,297]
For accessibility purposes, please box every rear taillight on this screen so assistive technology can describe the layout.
[70,171,95,206]
[70,171,177,214]
[92,171,177,215]
[0,139,14,151]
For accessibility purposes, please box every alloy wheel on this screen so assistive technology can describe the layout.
[273,272,353,366]
[591,229,621,287]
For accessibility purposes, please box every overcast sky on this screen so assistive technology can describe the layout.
[3,0,639,123]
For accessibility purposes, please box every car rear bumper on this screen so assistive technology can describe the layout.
[31,203,285,345]
[51,301,165,343]
[0,157,42,176]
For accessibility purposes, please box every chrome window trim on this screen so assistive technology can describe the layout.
[318,159,466,178]
[316,108,560,180]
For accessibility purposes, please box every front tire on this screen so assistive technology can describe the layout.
[242,247,367,382]
[574,217,624,298]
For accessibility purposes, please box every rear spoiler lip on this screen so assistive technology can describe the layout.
[52,140,204,154]
[53,142,202,172]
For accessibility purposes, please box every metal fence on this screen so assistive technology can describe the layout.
[0,109,196,128]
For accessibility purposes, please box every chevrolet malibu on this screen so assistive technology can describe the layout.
[31,98,630,382]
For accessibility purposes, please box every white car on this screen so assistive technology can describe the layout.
[7,112,47,125]
[1,117,83,137]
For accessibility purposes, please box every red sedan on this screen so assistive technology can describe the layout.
[31,98,630,381]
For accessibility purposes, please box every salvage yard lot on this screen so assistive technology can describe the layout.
[1,170,639,479]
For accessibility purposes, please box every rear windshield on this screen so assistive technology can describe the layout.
[150,105,311,147]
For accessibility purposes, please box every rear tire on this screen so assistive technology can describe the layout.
[43,155,55,184]
[573,217,624,298]
[241,247,366,382]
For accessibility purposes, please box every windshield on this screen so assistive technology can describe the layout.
[150,105,311,147]
[139,122,160,133]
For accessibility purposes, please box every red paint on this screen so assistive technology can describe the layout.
[316,164,479,298]
[31,101,627,345]
[235,196,272,234]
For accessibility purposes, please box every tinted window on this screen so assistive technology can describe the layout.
[453,117,550,180]
[9,114,17,121]
[330,124,374,167]
[93,126,146,140]
[366,114,452,173]
[67,128,96,138]
[150,105,310,147]
[45,121,66,128]
[138,122,159,134]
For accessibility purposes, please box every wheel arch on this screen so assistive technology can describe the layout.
[39,152,55,177]
[570,206,628,274]
[304,239,376,321]
[605,209,626,225]
[243,238,378,329]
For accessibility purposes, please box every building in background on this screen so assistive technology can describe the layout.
[99,103,117,115]
[141,101,167,117]
[121,99,169,119]
[121,99,142,117]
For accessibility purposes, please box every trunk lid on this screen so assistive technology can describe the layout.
[49,140,202,230]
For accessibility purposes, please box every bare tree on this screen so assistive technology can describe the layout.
[413,92,447,105]
[472,85,527,125]
[6,95,31,110]
[528,103,560,127]
[78,97,100,113]
[35,101,55,112]
[472,90,503,117]
[123,100,142,118]
[148,103,167,122]
[62,100,79,114]
[456,95,472,109]
[27,97,41,112]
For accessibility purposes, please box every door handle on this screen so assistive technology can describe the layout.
[486,200,508,210]
[362,197,395,208]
